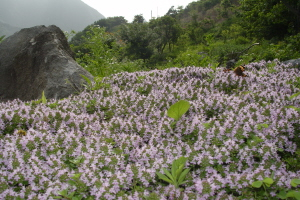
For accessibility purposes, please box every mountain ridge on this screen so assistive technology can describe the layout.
[0,20,21,37]
[0,0,105,36]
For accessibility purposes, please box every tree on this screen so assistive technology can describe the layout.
[119,21,154,61]
[186,14,205,45]
[76,26,118,77]
[220,0,233,18]
[70,17,127,46]
[94,16,128,32]
[239,0,300,39]
[149,15,182,54]
[166,6,179,19]
[132,14,145,24]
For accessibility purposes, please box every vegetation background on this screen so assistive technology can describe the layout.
[65,0,300,77]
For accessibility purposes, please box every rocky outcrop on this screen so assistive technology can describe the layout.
[283,58,300,70]
[0,25,94,102]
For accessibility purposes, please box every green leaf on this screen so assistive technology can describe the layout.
[68,191,76,198]
[80,74,92,86]
[171,159,180,180]
[285,105,300,112]
[253,136,264,143]
[256,123,269,130]
[175,164,185,180]
[70,156,84,165]
[277,190,287,199]
[53,196,65,199]
[178,168,190,185]
[252,180,263,188]
[278,148,284,152]
[173,157,187,179]
[291,179,300,187]
[203,122,213,128]
[72,194,83,200]
[68,180,77,186]
[263,177,274,187]
[41,91,47,104]
[167,100,190,121]
[71,173,82,180]
[57,189,68,196]
[177,157,188,165]
[163,168,175,183]
[287,191,296,198]
[289,92,300,100]
[294,191,300,200]
[156,172,173,184]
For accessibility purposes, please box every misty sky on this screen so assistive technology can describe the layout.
[81,0,195,22]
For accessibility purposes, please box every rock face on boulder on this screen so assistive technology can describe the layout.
[283,58,300,70]
[0,25,94,102]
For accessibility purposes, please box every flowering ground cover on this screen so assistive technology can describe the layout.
[0,60,300,199]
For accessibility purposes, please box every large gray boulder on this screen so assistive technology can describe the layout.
[0,25,94,102]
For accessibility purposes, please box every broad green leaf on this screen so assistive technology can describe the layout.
[252,180,263,188]
[294,191,300,200]
[263,177,274,187]
[68,191,76,198]
[167,100,190,121]
[287,191,296,198]
[173,157,187,179]
[163,168,175,182]
[171,162,178,180]
[277,190,287,199]
[178,168,190,185]
[175,164,185,179]
[177,157,187,165]
[156,172,173,184]
[291,179,300,187]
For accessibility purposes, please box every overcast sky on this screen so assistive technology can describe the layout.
[81,0,195,22]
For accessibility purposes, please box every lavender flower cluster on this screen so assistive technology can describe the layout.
[0,60,299,199]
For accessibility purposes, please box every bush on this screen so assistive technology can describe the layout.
[74,26,120,77]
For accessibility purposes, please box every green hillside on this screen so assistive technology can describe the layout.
[70,0,300,75]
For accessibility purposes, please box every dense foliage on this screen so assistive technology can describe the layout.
[68,0,300,73]
[1,61,300,199]
[239,0,300,39]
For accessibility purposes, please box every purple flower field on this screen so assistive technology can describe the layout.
[1,60,300,199]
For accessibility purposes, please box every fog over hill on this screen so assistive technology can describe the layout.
[0,20,21,37]
[0,0,105,36]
